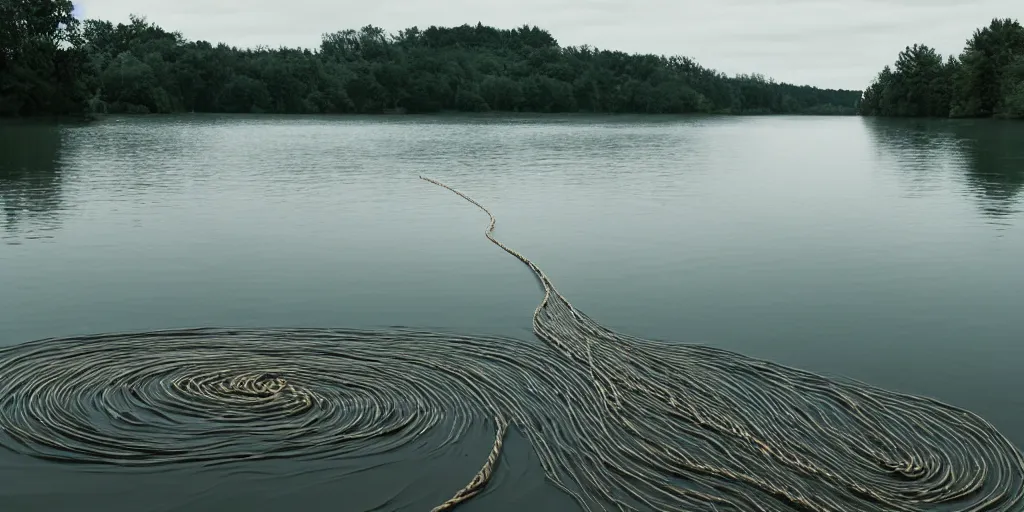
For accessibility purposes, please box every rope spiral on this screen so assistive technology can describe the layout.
[0,176,1021,511]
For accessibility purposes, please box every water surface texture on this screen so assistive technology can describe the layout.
[1,115,1022,511]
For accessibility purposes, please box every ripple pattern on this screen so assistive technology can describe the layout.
[0,177,1022,511]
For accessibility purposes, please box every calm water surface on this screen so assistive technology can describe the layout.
[1,115,1022,511]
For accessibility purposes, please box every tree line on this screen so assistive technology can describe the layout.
[860,18,1024,119]
[2,2,862,117]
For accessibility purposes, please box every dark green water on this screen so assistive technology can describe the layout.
[1,114,1022,511]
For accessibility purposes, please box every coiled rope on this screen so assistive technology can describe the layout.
[0,177,1020,511]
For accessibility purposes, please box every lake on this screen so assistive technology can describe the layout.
[1,114,1022,511]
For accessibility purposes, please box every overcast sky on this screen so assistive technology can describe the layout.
[73,0,1022,90]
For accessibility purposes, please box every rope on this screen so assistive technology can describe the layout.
[0,177,1020,512]
[431,416,509,512]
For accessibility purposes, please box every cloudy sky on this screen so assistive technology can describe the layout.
[72,0,1022,90]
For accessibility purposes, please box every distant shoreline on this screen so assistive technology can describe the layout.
[2,111,863,125]
[3,5,860,118]
[4,112,858,127]
[83,109,858,118]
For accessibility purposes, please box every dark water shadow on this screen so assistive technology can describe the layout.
[862,118,1024,223]
[950,121,1024,221]
[0,122,67,244]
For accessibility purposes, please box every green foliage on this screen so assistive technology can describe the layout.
[998,55,1024,118]
[3,6,863,117]
[861,18,1024,119]
[0,0,89,116]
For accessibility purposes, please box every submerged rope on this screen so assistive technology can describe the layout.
[0,177,1021,511]
[431,415,509,512]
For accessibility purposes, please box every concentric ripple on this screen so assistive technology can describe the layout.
[0,329,532,469]
[0,177,1022,512]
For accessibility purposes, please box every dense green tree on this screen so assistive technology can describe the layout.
[952,18,1024,117]
[1002,55,1024,117]
[3,4,863,117]
[861,18,1024,119]
[1,0,90,116]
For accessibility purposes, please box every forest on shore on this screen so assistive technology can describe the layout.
[2,1,862,117]
[859,18,1024,119]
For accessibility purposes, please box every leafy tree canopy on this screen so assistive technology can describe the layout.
[2,5,862,117]
[860,18,1024,119]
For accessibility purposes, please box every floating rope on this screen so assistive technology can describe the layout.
[0,177,1020,512]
